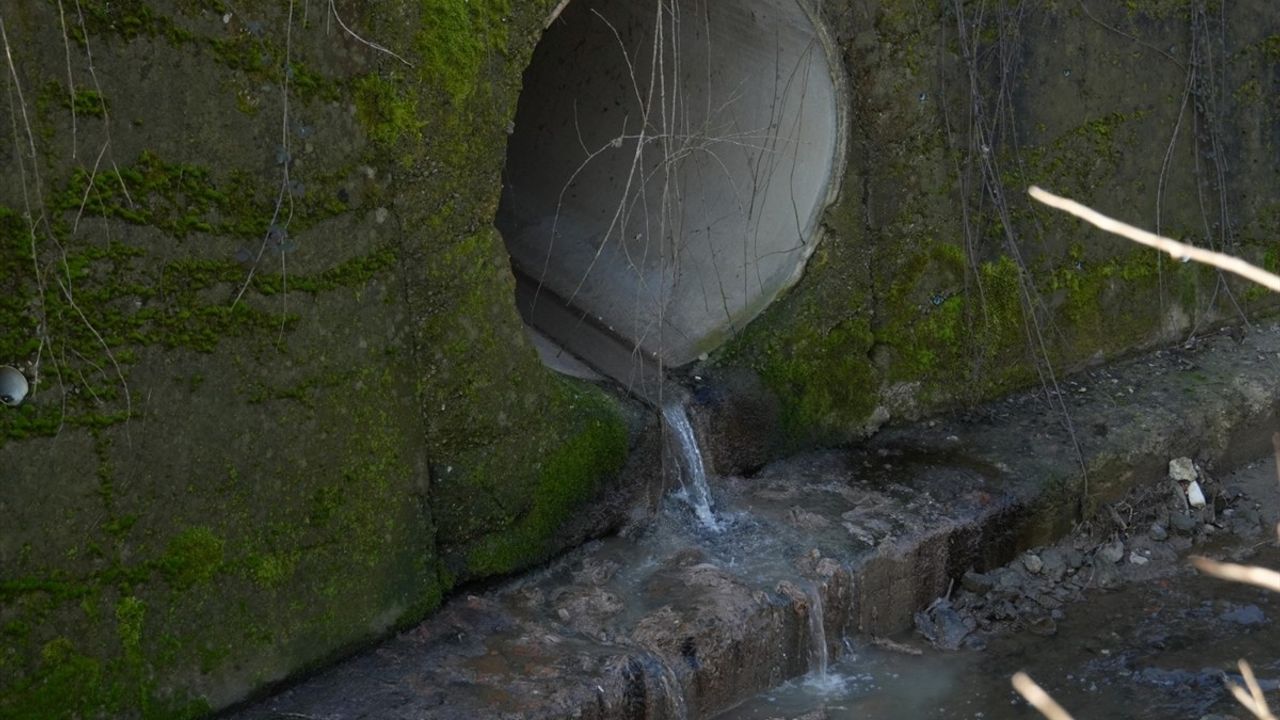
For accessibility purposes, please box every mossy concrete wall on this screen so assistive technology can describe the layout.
[720,0,1280,451]
[1,0,1279,718]
[0,1,633,717]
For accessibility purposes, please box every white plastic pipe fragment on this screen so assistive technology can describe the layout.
[1186,480,1207,509]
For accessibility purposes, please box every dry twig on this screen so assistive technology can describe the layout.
[1190,556,1280,593]
[1012,671,1075,720]
[1028,186,1280,294]
[1227,660,1277,720]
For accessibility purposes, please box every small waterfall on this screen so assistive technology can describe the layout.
[803,583,832,689]
[648,654,689,720]
[660,401,721,532]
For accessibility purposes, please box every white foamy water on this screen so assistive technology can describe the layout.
[804,583,830,684]
[661,401,721,532]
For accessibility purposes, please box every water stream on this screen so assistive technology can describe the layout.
[661,400,722,532]
[803,582,832,689]
[716,547,1280,719]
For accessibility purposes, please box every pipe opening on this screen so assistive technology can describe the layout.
[498,0,845,387]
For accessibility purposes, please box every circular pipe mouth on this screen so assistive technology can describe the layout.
[0,366,30,407]
[499,0,846,373]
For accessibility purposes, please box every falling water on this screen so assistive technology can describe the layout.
[803,583,833,690]
[660,401,721,532]
[646,653,690,720]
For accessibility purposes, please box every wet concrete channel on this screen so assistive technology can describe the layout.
[231,325,1280,720]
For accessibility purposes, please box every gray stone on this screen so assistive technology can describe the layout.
[1025,615,1058,637]
[1097,540,1125,565]
[1039,548,1067,581]
[1091,561,1123,590]
[915,600,970,651]
[1169,457,1198,483]
[996,568,1027,592]
[961,570,995,594]
[1221,604,1266,626]
[1170,512,1198,534]
[1063,548,1085,569]
[1149,523,1169,541]
[1022,553,1044,574]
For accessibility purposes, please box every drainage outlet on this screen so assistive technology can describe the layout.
[498,0,846,380]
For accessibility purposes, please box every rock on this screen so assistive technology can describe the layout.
[1221,604,1266,626]
[995,568,1026,592]
[1091,561,1123,590]
[814,557,843,578]
[1169,457,1198,483]
[915,599,970,650]
[1149,523,1169,541]
[1034,593,1062,610]
[787,506,831,529]
[1186,480,1207,509]
[1063,548,1084,569]
[1097,540,1125,565]
[1129,551,1149,566]
[1025,615,1057,637]
[1022,553,1044,574]
[1170,512,1198,534]
[961,570,995,594]
[1039,548,1067,581]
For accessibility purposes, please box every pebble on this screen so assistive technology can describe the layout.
[1149,523,1168,541]
[1129,551,1149,566]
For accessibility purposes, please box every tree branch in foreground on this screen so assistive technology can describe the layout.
[1027,186,1280,294]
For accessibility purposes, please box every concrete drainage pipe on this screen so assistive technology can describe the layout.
[498,0,846,383]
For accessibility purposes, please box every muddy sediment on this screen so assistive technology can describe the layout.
[233,325,1280,720]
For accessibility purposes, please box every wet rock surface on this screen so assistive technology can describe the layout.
[919,454,1276,650]
[234,326,1280,720]
[721,456,1280,719]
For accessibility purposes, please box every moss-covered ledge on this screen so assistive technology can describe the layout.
[0,1,633,717]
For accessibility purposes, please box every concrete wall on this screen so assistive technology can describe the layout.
[0,1,637,716]
[0,0,1277,717]
[721,0,1280,450]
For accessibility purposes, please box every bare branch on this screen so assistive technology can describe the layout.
[1227,660,1277,720]
[1012,672,1075,720]
[1190,556,1280,593]
[1028,186,1280,294]
[327,0,412,66]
